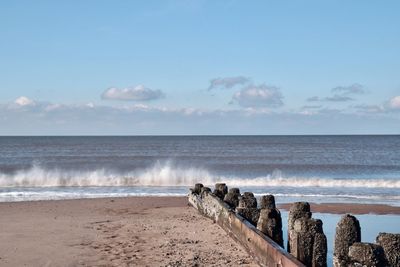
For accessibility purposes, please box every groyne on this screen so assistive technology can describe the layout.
[188,183,400,267]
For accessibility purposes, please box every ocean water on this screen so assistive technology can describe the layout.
[0,135,399,204]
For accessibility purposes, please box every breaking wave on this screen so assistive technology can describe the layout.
[0,162,399,188]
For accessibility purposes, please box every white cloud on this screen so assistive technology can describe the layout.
[102,85,165,101]
[307,83,365,103]
[354,104,385,113]
[302,105,322,109]
[307,96,321,102]
[14,96,35,106]
[353,96,400,114]
[307,95,354,102]
[389,96,400,109]
[298,110,318,116]
[44,103,63,112]
[232,84,284,108]
[132,103,150,110]
[325,95,354,102]
[86,102,95,108]
[331,84,366,95]
[208,76,250,90]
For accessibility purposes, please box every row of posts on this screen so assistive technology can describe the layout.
[192,183,400,267]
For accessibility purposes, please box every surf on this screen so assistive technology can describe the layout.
[0,162,399,189]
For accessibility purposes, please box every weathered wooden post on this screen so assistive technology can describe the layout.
[348,242,388,266]
[193,183,203,194]
[376,232,400,266]
[288,202,327,267]
[257,195,283,247]
[288,202,312,253]
[292,218,327,267]
[235,192,260,226]
[223,187,241,208]
[213,183,228,200]
[260,194,276,209]
[333,214,361,267]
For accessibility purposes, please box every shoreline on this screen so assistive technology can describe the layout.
[1,196,399,215]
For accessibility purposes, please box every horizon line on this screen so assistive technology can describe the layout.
[1,134,399,137]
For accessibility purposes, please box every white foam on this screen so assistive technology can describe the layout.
[0,191,185,202]
[0,162,213,187]
[225,176,400,188]
[0,162,399,189]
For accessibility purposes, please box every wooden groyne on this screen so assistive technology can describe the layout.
[188,183,400,267]
[188,183,305,267]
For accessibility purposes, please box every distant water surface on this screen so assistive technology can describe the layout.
[0,135,399,204]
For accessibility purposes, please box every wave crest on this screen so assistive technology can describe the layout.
[0,163,399,188]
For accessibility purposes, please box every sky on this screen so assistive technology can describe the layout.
[0,0,399,135]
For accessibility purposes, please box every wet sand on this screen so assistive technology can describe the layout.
[0,197,399,266]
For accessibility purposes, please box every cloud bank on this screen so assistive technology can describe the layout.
[102,85,164,101]
[0,96,399,135]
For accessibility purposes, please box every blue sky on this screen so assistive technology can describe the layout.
[0,0,399,135]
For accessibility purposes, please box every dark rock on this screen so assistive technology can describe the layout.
[213,183,228,200]
[260,195,276,209]
[257,208,283,247]
[333,214,361,267]
[287,202,312,253]
[348,242,388,267]
[193,183,203,194]
[376,232,400,267]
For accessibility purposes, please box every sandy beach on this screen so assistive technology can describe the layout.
[0,197,399,267]
[0,197,257,267]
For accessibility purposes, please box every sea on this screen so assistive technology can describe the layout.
[0,135,399,205]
